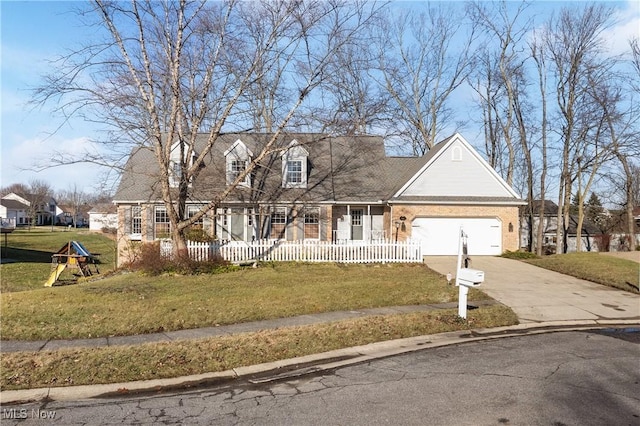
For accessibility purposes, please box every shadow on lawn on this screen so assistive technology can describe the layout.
[0,247,53,264]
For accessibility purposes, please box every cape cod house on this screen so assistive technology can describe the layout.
[113,133,524,265]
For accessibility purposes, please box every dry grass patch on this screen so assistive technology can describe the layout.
[1,305,517,390]
[2,263,486,340]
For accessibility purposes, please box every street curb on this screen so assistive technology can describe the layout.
[2,319,638,405]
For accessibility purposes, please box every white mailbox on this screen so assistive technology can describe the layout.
[457,268,485,287]
[454,227,485,319]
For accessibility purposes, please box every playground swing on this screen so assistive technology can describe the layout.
[44,241,100,287]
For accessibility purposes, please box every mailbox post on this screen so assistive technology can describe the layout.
[455,227,485,319]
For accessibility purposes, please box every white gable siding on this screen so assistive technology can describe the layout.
[400,139,515,198]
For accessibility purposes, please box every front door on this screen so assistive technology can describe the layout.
[351,209,363,240]
[230,208,245,241]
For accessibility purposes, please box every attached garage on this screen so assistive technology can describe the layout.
[411,217,502,255]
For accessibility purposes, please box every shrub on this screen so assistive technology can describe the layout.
[128,241,235,276]
[101,227,117,235]
[185,228,214,243]
[169,251,235,275]
[129,241,171,275]
[501,250,539,260]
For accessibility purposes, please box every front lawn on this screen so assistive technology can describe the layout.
[1,262,491,340]
[0,233,519,392]
[525,252,639,293]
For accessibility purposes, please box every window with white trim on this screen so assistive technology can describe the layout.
[154,206,171,239]
[351,209,363,226]
[304,209,320,239]
[172,162,182,180]
[131,206,142,235]
[187,206,203,229]
[285,160,303,185]
[270,208,287,239]
[228,159,249,185]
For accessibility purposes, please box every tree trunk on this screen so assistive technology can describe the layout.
[617,152,636,250]
[576,191,585,252]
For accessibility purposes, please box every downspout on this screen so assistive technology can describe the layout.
[367,205,371,241]
[389,203,394,241]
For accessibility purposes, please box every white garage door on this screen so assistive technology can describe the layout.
[411,217,502,255]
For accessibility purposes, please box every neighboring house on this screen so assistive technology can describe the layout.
[56,203,92,227]
[605,207,640,251]
[0,197,30,226]
[2,192,59,225]
[89,203,118,231]
[520,200,602,253]
[113,133,524,265]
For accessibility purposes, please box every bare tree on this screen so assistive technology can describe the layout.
[26,180,55,228]
[33,0,379,254]
[530,30,550,255]
[595,39,640,250]
[543,4,614,253]
[312,42,389,135]
[571,89,612,252]
[467,0,533,187]
[376,4,477,154]
[0,183,30,199]
[468,0,544,253]
[58,184,90,228]
[630,37,640,92]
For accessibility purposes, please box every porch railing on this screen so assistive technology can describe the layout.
[160,238,423,264]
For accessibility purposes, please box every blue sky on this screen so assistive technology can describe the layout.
[1,1,639,196]
[1,1,106,194]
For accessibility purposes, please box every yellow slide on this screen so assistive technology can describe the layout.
[45,264,66,287]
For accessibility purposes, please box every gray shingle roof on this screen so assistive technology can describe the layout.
[114,133,412,204]
[0,199,29,209]
[113,133,521,206]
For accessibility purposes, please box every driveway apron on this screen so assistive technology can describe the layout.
[423,256,640,324]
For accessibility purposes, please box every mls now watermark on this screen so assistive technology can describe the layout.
[2,408,57,420]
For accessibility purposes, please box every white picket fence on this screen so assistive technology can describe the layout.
[160,239,423,264]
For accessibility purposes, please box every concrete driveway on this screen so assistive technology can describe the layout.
[424,256,640,324]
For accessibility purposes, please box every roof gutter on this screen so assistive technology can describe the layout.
[387,199,527,206]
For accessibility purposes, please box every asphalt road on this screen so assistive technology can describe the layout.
[2,329,638,425]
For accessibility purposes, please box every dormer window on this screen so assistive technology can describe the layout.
[169,141,197,188]
[281,140,308,188]
[285,160,303,184]
[225,140,252,187]
[171,161,182,180]
[229,160,247,184]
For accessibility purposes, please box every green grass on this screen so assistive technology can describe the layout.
[0,227,117,292]
[1,305,518,390]
[1,262,490,340]
[525,252,639,293]
[0,232,520,391]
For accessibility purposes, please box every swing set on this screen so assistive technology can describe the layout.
[44,241,100,287]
